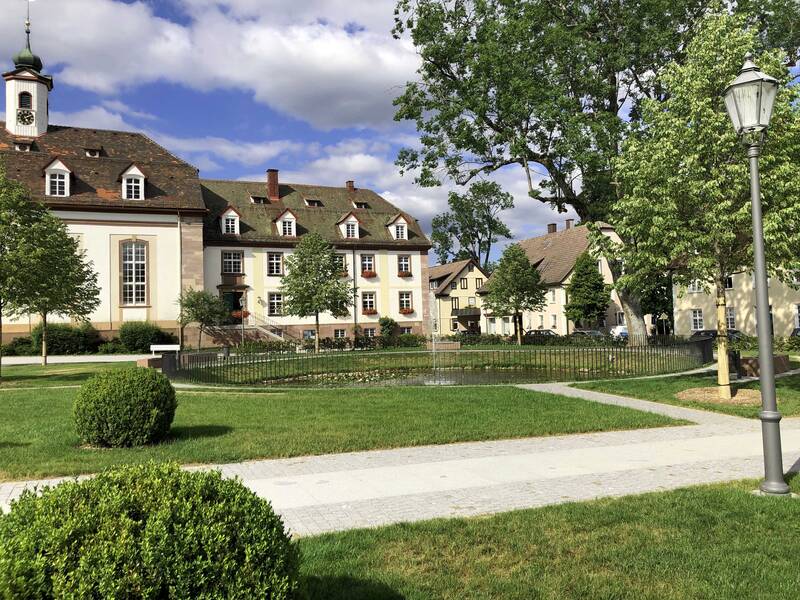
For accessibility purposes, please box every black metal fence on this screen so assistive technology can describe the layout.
[164,337,713,387]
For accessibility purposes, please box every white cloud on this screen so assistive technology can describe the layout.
[1,0,418,130]
[100,100,157,121]
[51,106,136,131]
[152,133,305,166]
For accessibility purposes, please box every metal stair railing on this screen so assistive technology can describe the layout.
[248,311,302,342]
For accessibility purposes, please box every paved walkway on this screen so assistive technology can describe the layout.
[1,354,149,366]
[2,383,800,537]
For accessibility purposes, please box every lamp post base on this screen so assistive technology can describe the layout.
[751,489,797,498]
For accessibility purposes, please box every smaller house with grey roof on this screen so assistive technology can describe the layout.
[428,258,490,334]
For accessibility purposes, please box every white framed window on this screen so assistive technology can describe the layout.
[691,309,704,331]
[549,289,556,303]
[346,222,358,238]
[363,328,377,338]
[398,255,411,274]
[121,165,146,200]
[688,280,702,293]
[726,306,736,330]
[221,251,243,274]
[539,314,544,329]
[395,224,407,240]
[268,293,283,316]
[551,314,557,329]
[47,172,67,197]
[502,316,512,334]
[400,326,412,335]
[451,318,459,331]
[476,278,484,289]
[468,297,476,306]
[450,281,457,290]
[223,216,238,235]
[267,252,283,276]
[451,297,460,310]
[616,311,625,325]
[725,276,734,290]
[334,254,347,274]
[487,318,496,334]
[399,292,413,310]
[429,280,438,290]
[362,292,376,311]
[461,278,468,289]
[303,329,316,340]
[334,329,347,339]
[121,240,147,306]
[361,255,375,273]
[281,220,295,237]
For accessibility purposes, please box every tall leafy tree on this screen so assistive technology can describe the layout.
[0,167,48,381]
[7,212,100,366]
[280,234,353,352]
[431,181,513,268]
[612,12,800,399]
[564,252,610,329]
[177,288,229,350]
[393,0,799,338]
[482,244,547,345]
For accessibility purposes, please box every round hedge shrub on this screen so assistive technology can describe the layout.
[73,368,177,447]
[0,462,300,599]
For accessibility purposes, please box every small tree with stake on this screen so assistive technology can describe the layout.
[280,233,353,353]
[177,288,229,350]
[7,212,100,366]
[564,252,611,330]
[482,244,547,345]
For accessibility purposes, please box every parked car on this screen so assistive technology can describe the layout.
[524,329,558,339]
[689,329,743,341]
[610,325,628,339]
[570,329,605,339]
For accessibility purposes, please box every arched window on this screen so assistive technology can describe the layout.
[18,92,32,109]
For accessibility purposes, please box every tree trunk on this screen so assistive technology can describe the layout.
[198,327,203,352]
[617,288,648,345]
[516,313,522,346]
[315,313,320,353]
[715,276,732,400]
[40,314,48,367]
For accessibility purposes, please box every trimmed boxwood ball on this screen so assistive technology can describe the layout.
[73,367,177,447]
[0,462,300,599]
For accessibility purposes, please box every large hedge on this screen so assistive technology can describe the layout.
[118,321,178,353]
[31,323,102,355]
[73,368,177,447]
[0,462,300,599]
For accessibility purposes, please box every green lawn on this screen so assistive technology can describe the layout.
[0,362,136,388]
[0,363,683,481]
[574,372,800,418]
[300,477,800,599]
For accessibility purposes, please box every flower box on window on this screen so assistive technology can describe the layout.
[362,308,378,316]
[338,271,349,278]
[399,307,414,315]
[397,271,413,278]
[231,310,250,319]
[361,270,377,279]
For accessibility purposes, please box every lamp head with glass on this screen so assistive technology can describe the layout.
[723,53,779,139]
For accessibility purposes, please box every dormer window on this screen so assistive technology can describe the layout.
[353,201,369,209]
[305,199,324,207]
[18,92,32,109]
[346,223,357,238]
[85,148,101,158]
[120,165,145,200]
[387,216,409,240]
[276,210,297,237]
[14,142,30,152]
[250,196,268,204]
[220,206,241,235]
[44,159,71,197]
[338,213,361,239]
[224,216,237,234]
[395,224,407,240]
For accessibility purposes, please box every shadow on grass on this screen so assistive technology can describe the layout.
[169,425,233,441]
[0,442,30,449]
[303,576,404,600]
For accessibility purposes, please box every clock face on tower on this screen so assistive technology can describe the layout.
[17,109,35,126]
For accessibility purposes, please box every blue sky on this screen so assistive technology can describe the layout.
[0,0,576,247]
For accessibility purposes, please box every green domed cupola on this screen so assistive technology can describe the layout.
[13,19,43,72]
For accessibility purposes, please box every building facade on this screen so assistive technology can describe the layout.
[484,221,630,336]
[428,259,489,334]
[673,274,800,338]
[1,32,431,345]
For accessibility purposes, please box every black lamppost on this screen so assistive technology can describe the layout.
[723,54,789,496]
